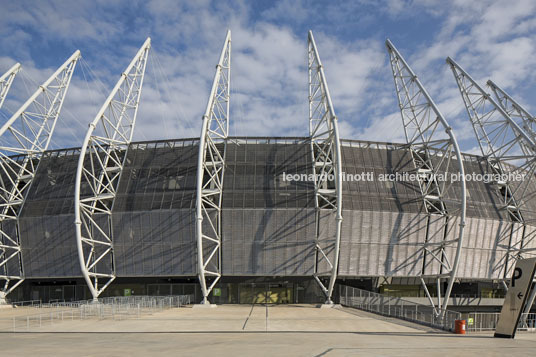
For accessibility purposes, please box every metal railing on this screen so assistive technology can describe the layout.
[2,295,192,332]
[339,285,461,331]
[463,312,536,332]
[8,299,42,307]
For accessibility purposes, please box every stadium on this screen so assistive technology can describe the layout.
[1,30,536,319]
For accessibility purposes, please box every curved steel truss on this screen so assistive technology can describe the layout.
[386,40,466,318]
[448,58,536,300]
[488,80,536,141]
[74,38,150,300]
[0,63,21,109]
[448,58,536,225]
[196,30,231,304]
[488,83,536,320]
[308,31,343,304]
[0,52,80,302]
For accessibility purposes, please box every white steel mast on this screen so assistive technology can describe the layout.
[74,38,150,300]
[448,58,536,224]
[0,63,21,109]
[487,80,536,141]
[485,80,536,320]
[386,40,466,319]
[0,51,80,303]
[448,58,536,288]
[308,31,343,304]
[196,30,231,305]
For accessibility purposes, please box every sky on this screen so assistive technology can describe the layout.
[0,0,534,153]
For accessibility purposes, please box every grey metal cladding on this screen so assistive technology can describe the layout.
[504,222,524,277]
[507,162,536,223]
[11,137,533,280]
[221,141,315,276]
[22,150,81,217]
[340,142,423,213]
[455,217,509,279]
[19,214,80,277]
[223,141,314,209]
[439,215,462,276]
[1,220,19,276]
[113,210,196,276]
[14,150,82,278]
[110,141,199,277]
[461,155,509,220]
[222,208,315,276]
[339,210,425,276]
[114,142,198,212]
[522,225,536,258]
[316,210,336,274]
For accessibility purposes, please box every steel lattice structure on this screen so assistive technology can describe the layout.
[386,40,466,318]
[448,58,536,225]
[308,31,343,304]
[0,63,21,109]
[74,38,150,300]
[448,58,536,295]
[485,80,536,314]
[488,80,536,141]
[0,51,80,303]
[196,30,231,304]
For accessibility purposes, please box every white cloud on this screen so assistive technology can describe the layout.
[0,0,534,156]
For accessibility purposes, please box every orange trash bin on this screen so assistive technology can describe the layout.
[455,319,466,334]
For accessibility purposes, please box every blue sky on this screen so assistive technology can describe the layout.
[0,0,534,153]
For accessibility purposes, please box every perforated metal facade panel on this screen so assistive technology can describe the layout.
[18,150,82,278]
[113,210,196,276]
[455,217,510,279]
[522,225,536,259]
[11,137,535,280]
[112,140,199,276]
[221,139,315,276]
[340,141,422,213]
[221,209,315,275]
[338,210,427,276]
[19,214,80,277]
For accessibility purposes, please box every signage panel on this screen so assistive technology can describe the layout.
[494,258,536,338]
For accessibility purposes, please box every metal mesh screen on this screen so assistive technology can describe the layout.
[223,140,314,208]
[222,208,315,275]
[19,214,80,277]
[339,210,427,276]
[114,140,199,212]
[8,137,532,280]
[113,210,196,276]
[340,141,422,213]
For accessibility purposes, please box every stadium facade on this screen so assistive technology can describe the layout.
[1,31,536,316]
[7,136,534,301]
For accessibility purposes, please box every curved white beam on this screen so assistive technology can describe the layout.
[0,63,21,109]
[386,40,466,319]
[308,30,343,304]
[196,30,231,304]
[0,51,80,302]
[74,38,150,300]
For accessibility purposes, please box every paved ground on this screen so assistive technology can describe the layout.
[1,304,535,356]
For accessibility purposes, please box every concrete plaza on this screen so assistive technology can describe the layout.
[1,304,535,356]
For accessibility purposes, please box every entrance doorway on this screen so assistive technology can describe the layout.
[239,283,293,304]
